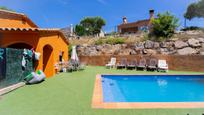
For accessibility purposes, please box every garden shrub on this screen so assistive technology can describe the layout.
[95,39,104,45]
[181,26,203,31]
[112,38,125,44]
[105,38,114,44]
[150,12,179,41]
[94,37,125,45]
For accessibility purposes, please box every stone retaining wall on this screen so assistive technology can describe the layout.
[77,38,204,56]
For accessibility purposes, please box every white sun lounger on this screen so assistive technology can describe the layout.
[106,58,116,69]
[158,60,169,72]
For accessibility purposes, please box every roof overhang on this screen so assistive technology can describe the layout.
[0,9,38,28]
[118,19,150,29]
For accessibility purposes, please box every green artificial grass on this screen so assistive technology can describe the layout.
[0,66,204,115]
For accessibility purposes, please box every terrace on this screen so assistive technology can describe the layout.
[0,66,204,115]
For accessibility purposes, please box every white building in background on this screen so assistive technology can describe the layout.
[61,24,76,40]
[99,30,105,38]
[70,24,74,36]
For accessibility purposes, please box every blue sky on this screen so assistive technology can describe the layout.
[0,0,203,32]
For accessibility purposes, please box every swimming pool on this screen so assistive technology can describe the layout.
[101,75,204,103]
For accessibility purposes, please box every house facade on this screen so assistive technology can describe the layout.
[118,10,155,34]
[0,10,69,77]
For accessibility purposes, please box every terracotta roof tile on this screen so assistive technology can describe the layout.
[118,19,150,28]
[0,27,61,32]
[0,9,25,16]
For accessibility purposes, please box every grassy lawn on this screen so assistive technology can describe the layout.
[0,66,204,115]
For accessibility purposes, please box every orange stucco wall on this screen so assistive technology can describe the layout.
[0,31,69,77]
[0,14,36,28]
[36,33,69,77]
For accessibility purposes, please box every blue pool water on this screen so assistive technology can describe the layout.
[101,75,204,102]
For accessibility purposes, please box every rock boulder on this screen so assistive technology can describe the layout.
[188,38,201,48]
[160,42,174,48]
[153,42,160,49]
[143,49,157,55]
[174,41,188,49]
[135,42,144,51]
[197,38,204,43]
[177,47,197,55]
[144,40,154,49]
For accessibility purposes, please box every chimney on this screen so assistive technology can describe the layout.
[149,9,154,19]
[122,16,127,24]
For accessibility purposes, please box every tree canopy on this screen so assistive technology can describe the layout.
[75,17,106,36]
[75,25,86,36]
[150,12,179,39]
[184,0,204,20]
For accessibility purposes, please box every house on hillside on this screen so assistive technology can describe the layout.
[61,24,74,40]
[118,10,155,34]
[0,10,69,77]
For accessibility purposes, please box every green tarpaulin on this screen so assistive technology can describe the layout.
[0,48,33,89]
